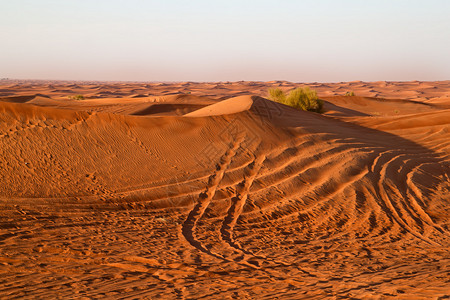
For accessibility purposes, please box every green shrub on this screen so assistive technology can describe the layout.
[268,88,286,102]
[68,94,85,100]
[345,91,355,96]
[267,87,323,113]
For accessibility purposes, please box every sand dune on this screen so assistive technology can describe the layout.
[0,80,449,299]
[2,79,449,102]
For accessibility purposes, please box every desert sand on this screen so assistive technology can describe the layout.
[0,80,449,299]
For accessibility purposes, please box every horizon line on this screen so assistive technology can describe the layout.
[2,78,450,84]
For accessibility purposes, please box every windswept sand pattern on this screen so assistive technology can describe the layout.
[0,81,449,299]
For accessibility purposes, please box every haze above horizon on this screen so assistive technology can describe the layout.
[1,0,449,82]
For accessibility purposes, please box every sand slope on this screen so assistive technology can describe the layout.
[0,81,449,299]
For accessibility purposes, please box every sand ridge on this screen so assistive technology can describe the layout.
[0,80,449,299]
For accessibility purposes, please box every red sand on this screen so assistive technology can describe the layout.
[0,80,449,299]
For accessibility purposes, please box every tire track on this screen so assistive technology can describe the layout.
[181,135,244,258]
[371,151,442,245]
[220,155,265,264]
[242,151,372,225]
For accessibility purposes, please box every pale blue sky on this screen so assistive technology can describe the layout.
[1,0,449,82]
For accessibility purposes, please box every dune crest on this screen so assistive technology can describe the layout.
[184,95,255,117]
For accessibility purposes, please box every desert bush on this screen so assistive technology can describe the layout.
[345,91,355,96]
[68,94,85,100]
[268,88,286,103]
[268,87,323,113]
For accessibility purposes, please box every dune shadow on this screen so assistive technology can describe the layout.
[322,100,371,117]
[0,94,49,104]
[132,104,207,116]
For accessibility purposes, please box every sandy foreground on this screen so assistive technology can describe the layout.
[0,80,449,299]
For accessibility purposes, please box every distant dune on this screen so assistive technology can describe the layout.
[0,80,449,299]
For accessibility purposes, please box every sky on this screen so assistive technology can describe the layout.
[1,0,449,82]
